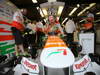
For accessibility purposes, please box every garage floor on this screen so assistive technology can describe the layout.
[96,44,100,55]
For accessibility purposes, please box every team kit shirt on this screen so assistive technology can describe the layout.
[26,23,37,33]
[36,22,44,32]
[65,19,76,33]
[83,13,94,29]
[12,10,25,31]
[87,13,94,20]
[44,23,64,35]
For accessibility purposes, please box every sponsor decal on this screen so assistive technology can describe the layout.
[73,55,91,72]
[23,60,37,70]
[75,58,90,69]
[21,57,39,73]
[47,49,67,58]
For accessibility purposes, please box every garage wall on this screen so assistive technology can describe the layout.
[96,24,100,44]
[96,29,100,43]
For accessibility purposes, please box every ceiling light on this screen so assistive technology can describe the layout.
[77,4,80,7]
[40,9,44,17]
[32,0,37,3]
[96,12,100,15]
[36,7,39,10]
[69,4,80,16]
[42,8,48,16]
[89,3,96,8]
[57,6,64,15]
[77,3,96,16]
[77,8,87,16]
[62,17,68,24]
[44,19,47,23]
[69,7,78,16]
[48,0,56,2]
[94,19,100,23]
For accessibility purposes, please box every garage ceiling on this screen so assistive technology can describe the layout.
[9,0,100,23]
